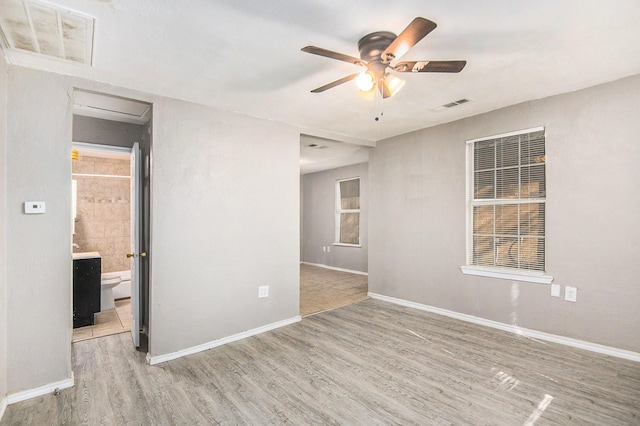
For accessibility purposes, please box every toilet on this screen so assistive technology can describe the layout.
[100,272,122,311]
[112,270,132,300]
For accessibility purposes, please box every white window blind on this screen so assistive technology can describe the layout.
[466,128,546,272]
[336,178,360,245]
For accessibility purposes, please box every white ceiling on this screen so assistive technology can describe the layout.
[300,134,370,175]
[2,1,640,148]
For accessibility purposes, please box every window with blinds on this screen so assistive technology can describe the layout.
[466,128,546,272]
[336,178,360,245]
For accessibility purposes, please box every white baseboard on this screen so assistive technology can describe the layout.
[368,292,640,363]
[0,396,7,422]
[147,315,302,365]
[6,373,75,405]
[301,262,368,276]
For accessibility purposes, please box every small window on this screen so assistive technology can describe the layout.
[336,178,360,245]
[466,128,546,274]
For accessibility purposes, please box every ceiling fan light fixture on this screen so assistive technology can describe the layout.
[302,17,465,99]
[357,70,376,92]
[381,74,406,98]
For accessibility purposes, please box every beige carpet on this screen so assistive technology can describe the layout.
[300,263,368,317]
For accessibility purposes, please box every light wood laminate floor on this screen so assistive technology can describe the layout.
[3,299,639,425]
[300,263,368,317]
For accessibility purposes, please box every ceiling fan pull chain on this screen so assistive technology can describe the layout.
[375,80,384,122]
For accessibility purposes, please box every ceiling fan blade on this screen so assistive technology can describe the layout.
[381,17,437,63]
[394,60,467,73]
[310,73,359,93]
[301,46,365,66]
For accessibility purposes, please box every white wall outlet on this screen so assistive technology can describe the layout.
[24,201,46,214]
[258,285,269,298]
[550,284,561,297]
[327,246,330,252]
[322,246,326,252]
[565,286,577,302]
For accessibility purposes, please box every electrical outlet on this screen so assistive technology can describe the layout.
[258,285,269,298]
[327,246,330,252]
[564,286,577,302]
[322,246,326,252]
[550,284,561,297]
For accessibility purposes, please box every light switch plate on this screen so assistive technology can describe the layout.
[258,285,269,298]
[24,201,46,214]
[565,286,577,302]
[551,284,561,297]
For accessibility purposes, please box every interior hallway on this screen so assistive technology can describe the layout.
[299,263,368,317]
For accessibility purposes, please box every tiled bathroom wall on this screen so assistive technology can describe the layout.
[72,155,131,273]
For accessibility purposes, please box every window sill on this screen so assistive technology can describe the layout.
[460,266,553,284]
[333,243,362,248]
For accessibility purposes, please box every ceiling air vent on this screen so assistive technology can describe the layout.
[431,98,472,112]
[443,98,471,108]
[0,0,94,65]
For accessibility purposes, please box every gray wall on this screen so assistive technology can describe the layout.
[0,49,8,405]
[369,74,640,352]
[6,66,73,392]
[150,97,300,356]
[301,162,368,273]
[73,115,144,147]
[4,65,300,393]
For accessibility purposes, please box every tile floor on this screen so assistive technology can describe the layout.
[72,298,131,342]
[300,263,368,317]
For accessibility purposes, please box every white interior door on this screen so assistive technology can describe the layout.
[129,142,141,347]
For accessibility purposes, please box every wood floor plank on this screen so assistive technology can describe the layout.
[3,298,640,425]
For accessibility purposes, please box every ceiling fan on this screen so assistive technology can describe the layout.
[301,17,466,99]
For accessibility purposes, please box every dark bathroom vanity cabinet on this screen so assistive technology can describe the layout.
[73,252,101,328]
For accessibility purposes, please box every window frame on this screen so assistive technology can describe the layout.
[461,127,553,284]
[334,177,361,247]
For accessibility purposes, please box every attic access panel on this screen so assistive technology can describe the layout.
[0,0,94,65]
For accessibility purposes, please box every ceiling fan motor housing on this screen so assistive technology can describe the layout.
[358,31,396,63]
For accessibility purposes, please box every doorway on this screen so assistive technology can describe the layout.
[299,135,371,316]
[71,90,152,350]
[71,144,133,342]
